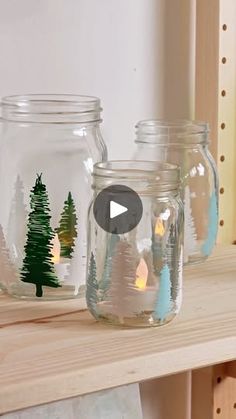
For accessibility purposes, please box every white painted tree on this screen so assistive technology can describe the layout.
[104,240,138,324]
[0,225,17,289]
[7,175,27,267]
[183,185,197,263]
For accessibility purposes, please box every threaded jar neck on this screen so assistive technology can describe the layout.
[93,160,181,194]
[1,94,102,124]
[135,120,209,146]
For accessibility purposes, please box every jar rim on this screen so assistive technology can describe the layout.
[135,119,209,145]
[1,94,102,124]
[94,160,181,190]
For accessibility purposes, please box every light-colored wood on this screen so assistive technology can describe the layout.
[195,0,220,160]
[140,372,191,419]
[192,366,214,419]
[0,246,236,414]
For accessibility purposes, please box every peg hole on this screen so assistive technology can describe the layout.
[217,376,222,383]
[220,187,224,194]
[220,155,225,162]
[222,57,227,64]
[216,407,221,414]
[221,123,226,130]
[221,90,226,97]
[220,220,224,226]
[233,402,236,409]
[222,24,227,31]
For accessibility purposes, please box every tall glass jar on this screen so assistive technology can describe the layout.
[87,161,184,327]
[134,120,219,264]
[0,94,107,299]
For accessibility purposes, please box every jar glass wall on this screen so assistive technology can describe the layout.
[0,94,107,299]
[87,161,184,327]
[134,120,219,264]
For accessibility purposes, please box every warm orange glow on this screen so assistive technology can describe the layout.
[155,217,165,236]
[135,258,148,289]
[51,234,61,264]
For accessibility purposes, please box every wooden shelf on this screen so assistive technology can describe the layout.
[0,245,236,414]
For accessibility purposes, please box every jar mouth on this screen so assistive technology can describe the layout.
[1,94,102,124]
[93,160,181,191]
[135,119,209,145]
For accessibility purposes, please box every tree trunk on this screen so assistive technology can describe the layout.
[36,283,43,298]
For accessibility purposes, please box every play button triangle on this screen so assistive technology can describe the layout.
[110,200,128,219]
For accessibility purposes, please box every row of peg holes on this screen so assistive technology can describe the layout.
[219,23,227,228]
[216,376,236,414]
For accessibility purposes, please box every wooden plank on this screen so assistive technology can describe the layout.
[0,246,236,414]
[140,372,191,419]
[192,366,214,419]
[195,0,220,160]
[226,361,236,379]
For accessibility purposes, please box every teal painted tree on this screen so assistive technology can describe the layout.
[21,174,61,297]
[99,234,120,299]
[153,264,171,322]
[202,192,218,257]
[86,252,98,318]
[56,192,78,259]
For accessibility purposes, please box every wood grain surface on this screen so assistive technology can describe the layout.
[0,246,236,414]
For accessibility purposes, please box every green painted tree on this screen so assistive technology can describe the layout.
[21,174,61,297]
[86,252,98,318]
[56,192,78,259]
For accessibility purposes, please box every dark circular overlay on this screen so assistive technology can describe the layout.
[93,185,143,234]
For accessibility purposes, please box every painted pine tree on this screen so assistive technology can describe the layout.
[21,174,61,297]
[86,252,98,318]
[105,240,137,323]
[7,175,27,266]
[165,223,177,299]
[153,264,171,322]
[56,192,78,259]
[183,185,197,263]
[99,234,120,299]
[201,192,218,257]
[151,224,163,276]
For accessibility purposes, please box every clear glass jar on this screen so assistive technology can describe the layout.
[87,161,183,327]
[134,120,219,264]
[0,94,107,299]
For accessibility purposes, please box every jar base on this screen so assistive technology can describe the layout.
[184,254,208,265]
[96,311,177,328]
[6,282,86,301]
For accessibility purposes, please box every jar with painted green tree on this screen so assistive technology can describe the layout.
[0,94,107,299]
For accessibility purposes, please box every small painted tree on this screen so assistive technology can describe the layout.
[7,175,27,266]
[86,252,98,318]
[153,264,171,322]
[202,192,218,257]
[99,234,120,299]
[105,240,137,323]
[184,185,197,263]
[21,174,60,297]
[56,192,78,259]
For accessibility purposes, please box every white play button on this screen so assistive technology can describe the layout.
[110,200,128,219]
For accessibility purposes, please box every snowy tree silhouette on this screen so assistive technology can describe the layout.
[183,185,197,263]
[21,174,60,297]
[0,225,17,290]
[86,252,98,318]
[99,234,120,299]
[105,240,137,323]
[7,175,27,266]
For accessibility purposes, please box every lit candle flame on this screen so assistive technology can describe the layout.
[135,258,148,289]
[51,233,61,264]
[155,218,165,236]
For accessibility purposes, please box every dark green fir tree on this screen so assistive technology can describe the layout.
[86,252,98,318]
[56,192,78,259]
[21,174,61,297]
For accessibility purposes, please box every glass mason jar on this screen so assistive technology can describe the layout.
[87,161,184,327]
[134,120,219,264]
[0,94,107,299]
